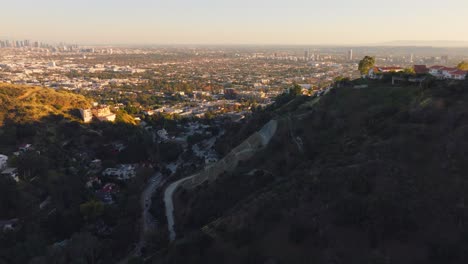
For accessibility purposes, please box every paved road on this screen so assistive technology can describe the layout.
[164,176,192,241]
[135,172,164,255]
[163,120,278,241]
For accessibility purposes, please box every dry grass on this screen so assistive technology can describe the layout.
[0,83,91,125]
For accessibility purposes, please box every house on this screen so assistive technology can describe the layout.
[205,156,218,165]
[102,164,136,180]
[86,176,102,188]
[0,154,7,171]
[90,159,102,169]
[1,168,19,182]
[157,129,169,141]
[112,143,126,152]
[429,65,467,80]
[413,65,429,74]
[19,144,32,152]
[441,67,459,79]
[0,219,19,232]
[428,65,446,78]
[368,66,404,79]
[102,183,120,194]
[79,108,93,123]
[96,183,120,205]
[143,110,155,116]
[446,69,467,80]
[91,105,116,122]
[95,190,114,204]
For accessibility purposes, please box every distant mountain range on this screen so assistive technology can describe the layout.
[377,40,468,47]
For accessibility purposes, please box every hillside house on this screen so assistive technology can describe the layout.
[102,164,136,180]
[79,108,93,123]
[413,65,429,74]
[1,168,19,182]
[92,105,116,122]
[19,144,32,152]
[0,155,7,170]
[429,66,467,80]
[368,66,404,79]
[81,105,117,122]
[445,69,467,80]
[0,219,19,232]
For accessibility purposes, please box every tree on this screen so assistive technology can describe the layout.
[80,200,104,221]
[0,176,20,218]
[358,56,376,76]
[403,67,416,75]
[17,152,49,179]
[67,232,100,264]
[289,84,302,97]
[457,61,468,71]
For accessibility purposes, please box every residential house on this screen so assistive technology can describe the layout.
[0,219,19,232]
[446,69,467,80]
[157,129,169,141]
[413,65,429,74]
[19,144,32,152]
[102,164,136,180]
[368,66,404,79]
[1,168,19,182]
[429,66,467,80]
[86,176,102,189]
[205,155,218,165]
[0,154,7,170]
[92,105,116,122]
[79,109,93,123]
[102,183,119,194]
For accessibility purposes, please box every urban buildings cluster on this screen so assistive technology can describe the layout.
[1,44,467,122]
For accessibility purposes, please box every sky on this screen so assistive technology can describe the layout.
[2,0,468,45]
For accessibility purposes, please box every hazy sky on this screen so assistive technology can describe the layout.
[2,0,468,45]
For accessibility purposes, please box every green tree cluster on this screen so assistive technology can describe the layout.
[358,56,376,75]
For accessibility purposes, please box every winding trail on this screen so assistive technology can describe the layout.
[17,87,41,100]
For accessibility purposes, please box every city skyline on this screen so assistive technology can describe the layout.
[2,0,468,45]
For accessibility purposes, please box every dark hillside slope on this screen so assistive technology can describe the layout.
[156,80,468,264]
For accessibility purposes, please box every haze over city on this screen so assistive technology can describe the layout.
[3,0,468,45]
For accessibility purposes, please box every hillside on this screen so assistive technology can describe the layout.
[0,84,155,264]
[0,83,91,125]
[154,79,468,264]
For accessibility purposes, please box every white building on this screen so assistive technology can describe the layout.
[79,109,93,123]
[429,66,467,80]
[0,155,7,171]
[1,168,19,182]
[157,129,169,141]
[102,164,136,181]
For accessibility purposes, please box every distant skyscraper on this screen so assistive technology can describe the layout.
[410,53,414,63]
[441,55,449,64]
[348,49,353,61]
[304,49,309,61]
